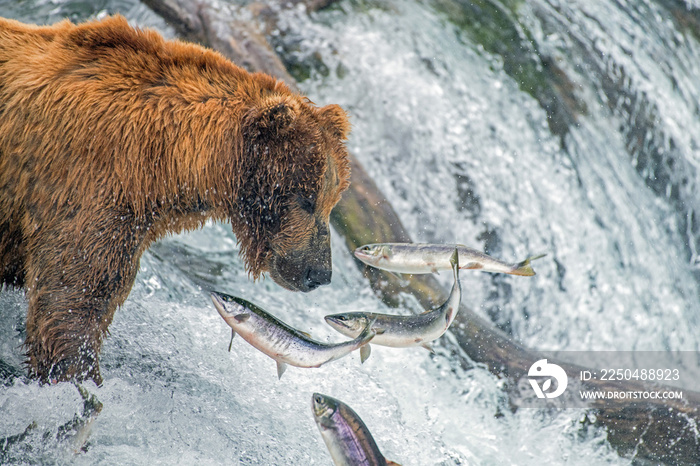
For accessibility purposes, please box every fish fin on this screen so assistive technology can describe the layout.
[385,461,402,466]
[421,343,435,353]
[512,254,547,276]
[234,313,251,323]
[360,344,371,364]
[374,327,387,335]
[276,361,288,379]
[299,330,313,339]
[387,271,404,280]
[227,329,236,352]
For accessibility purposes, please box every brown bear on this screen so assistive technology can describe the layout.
[0,15,351,384]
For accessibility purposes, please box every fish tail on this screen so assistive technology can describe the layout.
[511,254,547,276]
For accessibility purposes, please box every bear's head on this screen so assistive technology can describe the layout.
[233,92,351,292]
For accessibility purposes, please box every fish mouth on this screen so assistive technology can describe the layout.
[325,314,369,338]
[324,314,353,332]
[311,393,337,421]
[210,291,231,316]
[353,244,388,266]
[312,392,324,415]
[353,246,373,262]
[210,291,249,318]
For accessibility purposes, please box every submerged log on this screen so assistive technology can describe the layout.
[144,1,700,463]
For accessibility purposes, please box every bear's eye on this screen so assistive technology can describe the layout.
[298,195,316,214]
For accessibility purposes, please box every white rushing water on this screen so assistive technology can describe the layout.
[1,0,699,464]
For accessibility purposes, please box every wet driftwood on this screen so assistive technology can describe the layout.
[144,1,700,463]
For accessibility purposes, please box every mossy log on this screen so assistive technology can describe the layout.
[144,1,700,463]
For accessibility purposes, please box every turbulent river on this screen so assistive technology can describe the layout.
[1,0,699,464]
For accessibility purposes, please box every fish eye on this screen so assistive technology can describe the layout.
[216,293,231,302]
[314,394,323,404]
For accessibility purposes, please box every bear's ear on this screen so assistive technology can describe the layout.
[318,104,350,140]
[244,96,298,139]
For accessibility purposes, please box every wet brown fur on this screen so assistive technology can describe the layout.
[0,15,350,384]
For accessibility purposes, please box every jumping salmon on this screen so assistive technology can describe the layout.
[354,242,544,276]
[312,393,401,466]
[325,249,461,352]
[211,291,375,379]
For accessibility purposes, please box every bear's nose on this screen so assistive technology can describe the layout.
[304,267,332,290]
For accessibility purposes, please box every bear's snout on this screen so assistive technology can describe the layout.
[304,266,332,290]
[267,238,333,293]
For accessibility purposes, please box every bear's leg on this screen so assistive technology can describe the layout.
[23,214,145,384]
